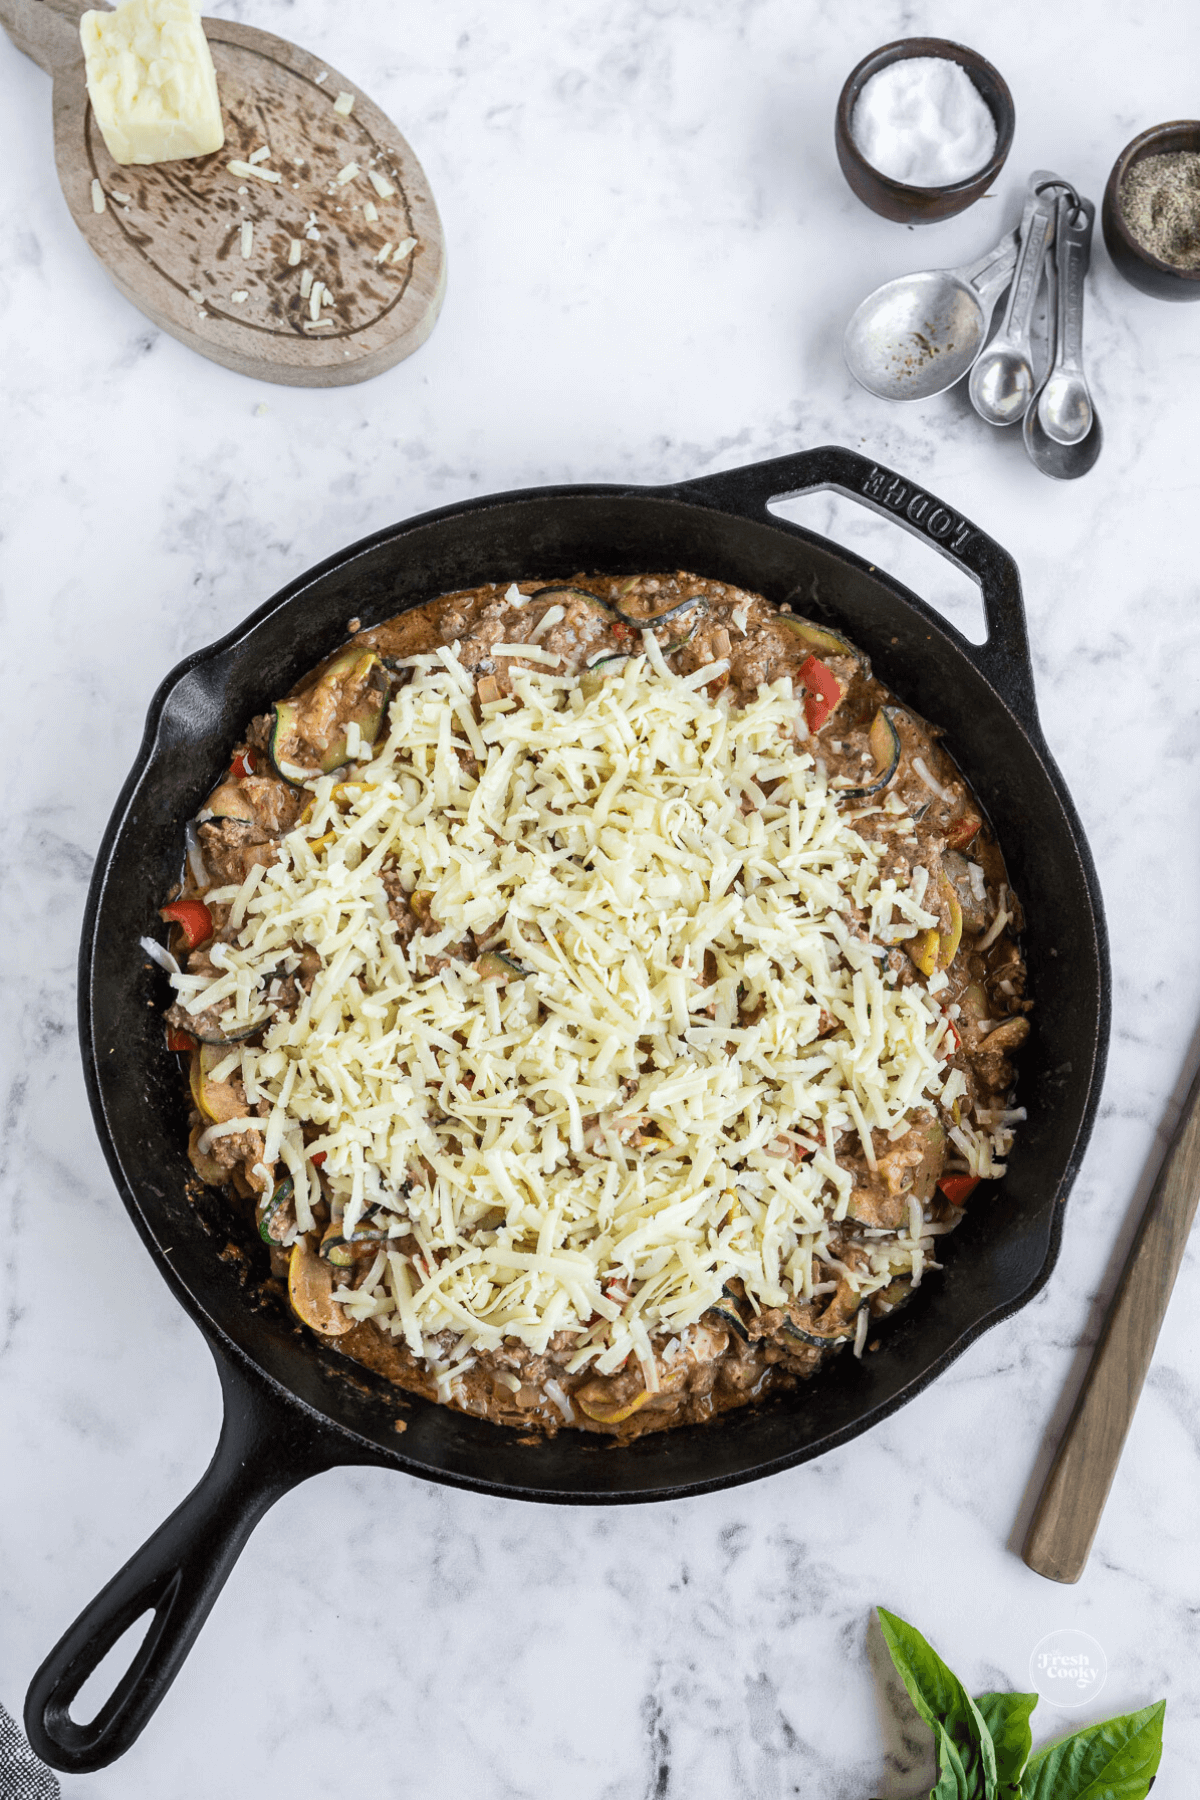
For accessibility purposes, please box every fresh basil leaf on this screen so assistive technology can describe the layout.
[973,1691,1037,1797]
[877,1609,998,1800]
[930,1723,973,1800]
[1022,1700,1165,1800]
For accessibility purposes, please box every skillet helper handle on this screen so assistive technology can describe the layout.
[676,445,1038,730]
[1023,1060,1200,1583]
[0,0,88,74]
[24,1352,343,1774]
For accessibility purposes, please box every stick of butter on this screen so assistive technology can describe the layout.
[80,0,225,167]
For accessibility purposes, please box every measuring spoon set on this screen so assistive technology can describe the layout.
[844,172,1101,478]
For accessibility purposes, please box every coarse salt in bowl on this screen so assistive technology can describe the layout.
[852,57,997,187]
[834,38,1014,225]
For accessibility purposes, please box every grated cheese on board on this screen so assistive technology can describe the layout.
[228,159,281,184]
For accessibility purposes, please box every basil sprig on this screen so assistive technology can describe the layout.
[872,1611,1164,1800]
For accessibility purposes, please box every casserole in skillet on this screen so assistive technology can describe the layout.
[27,447,1106,1773]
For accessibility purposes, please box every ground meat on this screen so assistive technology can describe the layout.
[209,1125,268,1191]
[198,820,282,886]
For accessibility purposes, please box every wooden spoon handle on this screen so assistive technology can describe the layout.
[0,0,89,75]
[1023,1058,1200,1582]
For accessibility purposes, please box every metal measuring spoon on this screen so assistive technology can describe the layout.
[1037,192,1097,444]
[843,229,1019,402]
[1024,192,1104,478]
[968,173,1060,425]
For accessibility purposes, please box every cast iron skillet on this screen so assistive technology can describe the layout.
[27,446,1109,1773]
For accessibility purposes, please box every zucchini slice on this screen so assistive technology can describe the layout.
[270,649,390,783]
[869,1275,914,1317]
[318,1215,392,1265]
[842,707,902,800]
[287,1238,354,1335]
[780,1320,852,1351]
[659,618,703,657]
[908,928,940,978]
[708,1290,752,1342]
[575,1387,652,1425]
[621,594,710,632]
[475,950,528,981]
[189,1044,245,1123]
[778,615,859,659]
[580,653,631,699]
[257,1174,296,1245]
[201,782,258,824]
[532,585,709,633]
[584,648,633,671]
[190,1016,265,1047]
[938,882,964,967]
[779,1299,856,1351]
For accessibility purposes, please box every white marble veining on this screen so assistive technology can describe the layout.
[3,1,1200,1794]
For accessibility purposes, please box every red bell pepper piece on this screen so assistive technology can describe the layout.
[799,654,841,733]
[938,1175,981,1206]
[946,813,981,850]
[231,748,257,779]
[310,1151,327,1167]
[160,898,214,951]
[166,1026,195,1053]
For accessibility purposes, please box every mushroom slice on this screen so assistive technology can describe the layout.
[187,1122,226,1185]
[981,1016,1030,1054]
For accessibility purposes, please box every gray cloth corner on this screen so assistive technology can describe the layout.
[0,1705,60,1800]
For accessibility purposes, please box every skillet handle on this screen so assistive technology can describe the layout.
[673,445,1039,730]
[24,1348,349,1774]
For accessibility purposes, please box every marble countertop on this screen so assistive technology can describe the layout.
[4,1,1200,1794]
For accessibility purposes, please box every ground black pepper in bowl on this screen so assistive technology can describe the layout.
[1103,122,1200,301]
[1120,151,1200,269]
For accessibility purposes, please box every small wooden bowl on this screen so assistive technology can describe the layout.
[1102,122,1200,301]
[835,38,1014,225]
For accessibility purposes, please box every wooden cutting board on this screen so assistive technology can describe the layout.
[0,0,446,385]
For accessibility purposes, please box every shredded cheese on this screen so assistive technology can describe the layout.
[228,159,281,184]
[176,653,960,1372]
